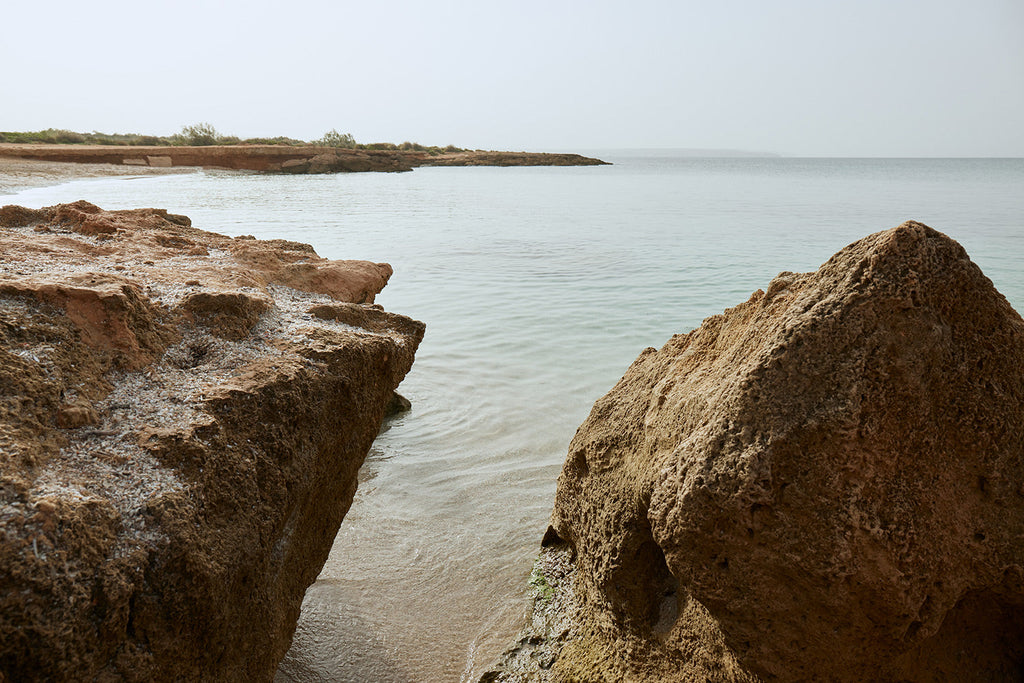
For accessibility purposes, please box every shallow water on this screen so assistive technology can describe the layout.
[5,155,1023,682]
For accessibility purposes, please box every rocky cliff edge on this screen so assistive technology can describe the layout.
[0,201,424,681]
[486,222,1024,682]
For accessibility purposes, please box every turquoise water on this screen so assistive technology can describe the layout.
[5,156,1023,681]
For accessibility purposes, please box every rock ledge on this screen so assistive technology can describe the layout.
[0,202,424,681]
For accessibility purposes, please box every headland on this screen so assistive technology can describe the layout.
[0,143,608,177]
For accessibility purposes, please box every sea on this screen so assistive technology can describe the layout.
[4,154,1023,682]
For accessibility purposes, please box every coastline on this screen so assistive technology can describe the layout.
[0,144,609,181]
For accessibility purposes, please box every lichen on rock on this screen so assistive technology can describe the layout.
[0,202,424,681]
[485,221,1024,682]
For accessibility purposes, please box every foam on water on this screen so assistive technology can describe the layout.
[5,155,1023,681]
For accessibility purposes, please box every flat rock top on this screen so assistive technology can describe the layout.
[0,198,413,508]
[0,199,393,310]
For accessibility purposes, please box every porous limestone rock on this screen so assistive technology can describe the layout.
[0,202,424,682]
[486,221,1024,682]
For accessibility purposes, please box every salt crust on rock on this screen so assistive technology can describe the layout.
[0,201,424,681]
[485,222,1024,682]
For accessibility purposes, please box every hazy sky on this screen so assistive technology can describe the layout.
[4,0,1022,156]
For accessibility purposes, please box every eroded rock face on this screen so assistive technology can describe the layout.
[0,202,424,681]
[490,222,1024,682]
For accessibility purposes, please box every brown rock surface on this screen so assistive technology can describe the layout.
[486,222,1024,682]
[0,202,424,681]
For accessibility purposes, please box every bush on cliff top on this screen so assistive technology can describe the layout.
[240,135,306,146]
[173,122,222,146]
[315,129,357,148]
[0,129,168,146]
[0,128,85,144]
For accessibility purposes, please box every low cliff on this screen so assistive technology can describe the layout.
[0,202,424,681]
[412,151,609,167]
[485,222,1024,681]
[0,144,415,173]
[0,144,608,174]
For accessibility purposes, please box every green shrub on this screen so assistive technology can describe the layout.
[316,129,357,148]
[53,129,85,143]
[241,136,304,146]
[175,122,221,146]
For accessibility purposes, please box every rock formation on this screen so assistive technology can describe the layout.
[0,201,424,681]
[413,151,609,167]
[0,144,609,174]
[485,222,1024,681]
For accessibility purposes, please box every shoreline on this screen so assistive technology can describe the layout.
[0,156,198,196]
[0,143,609,182]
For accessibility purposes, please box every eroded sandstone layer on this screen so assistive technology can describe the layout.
[486,222,1024,682]
[0,202,424,681]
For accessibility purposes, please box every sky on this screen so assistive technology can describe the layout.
[3,0,1022,156]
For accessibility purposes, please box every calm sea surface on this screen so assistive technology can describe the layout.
[4,155,1023,681]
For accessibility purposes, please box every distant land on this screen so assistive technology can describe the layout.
[0,126,609,174]
[0,144,609,175]
[582,147,783,158]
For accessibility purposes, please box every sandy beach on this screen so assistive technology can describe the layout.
[0,157,197,196]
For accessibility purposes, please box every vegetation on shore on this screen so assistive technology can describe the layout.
[0,123,467,155]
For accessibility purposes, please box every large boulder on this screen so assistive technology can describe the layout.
[489,221,1024,681]
[0,202,424,681]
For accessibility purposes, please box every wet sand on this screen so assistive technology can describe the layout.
[0,157,196,196]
